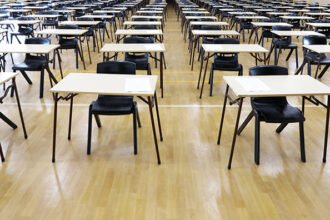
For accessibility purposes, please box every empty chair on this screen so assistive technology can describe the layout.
[238,65,305,165]
[56,24,85,69]
[201,38,243,97]
[77,17,99,52]
[123,36,154,75]
[12,38,52,98]
[41,11,59,29]
[10,17,35,43]
[295,35,330,79]
[87,61,141,155]
[271,25,299,68]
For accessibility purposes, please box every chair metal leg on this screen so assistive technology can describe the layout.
[20,70,33,84]
[94,114,102,128]
[299,121,306,162]
[276,122,288,133]
[87,105,93,155]
[0,142,5,162]
[317,65,330,79]
[0,112,17,129]
[237,110,254,135]
[255,115,260,165]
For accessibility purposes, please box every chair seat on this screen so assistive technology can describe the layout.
[214,55,240,69]
[254,102,305,123]
[125,53,149,69]
[274,41,297,48]
[91,96,135,115]
[12,58,47,71]
[59,38,78,48]
[310,56,330,65]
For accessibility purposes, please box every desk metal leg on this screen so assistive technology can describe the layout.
[190,37,198,70]
[13,78,27,139]
[160,52,164,98]
[227,97,244,170]
[323,95,330,163]
[78,38,86,70]
[199,52,210,99]
[52,93,59,163]
[154,92,163,141]
[197,50,205,89]
[217,84,229,145]
[147,96,161,164]
[68,96,74,140]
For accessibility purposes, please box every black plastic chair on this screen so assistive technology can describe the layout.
[56,24,85,69]
[87,61,141,155]
[41,11,59,29]
[12,38,52,98]
[295,35,330,79]
[238,65,305,165]
[271,25,299,68]
[10,17,35,43]
[123,36,154,75]
[77,17,99,52]
[208,38,243,96]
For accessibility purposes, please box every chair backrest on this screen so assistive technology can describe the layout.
[134,25,156,30]
[302,35,327,59]
[97,61,136,75]
[123,36,154,44]
[24,37,50,60]
[212,38,240,67]
[249,65,288,105]
[201,25,220,31]
[272,25,292,44]
[58,24,79,39]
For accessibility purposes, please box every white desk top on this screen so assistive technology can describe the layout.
[303,45,330,54]
[224,75,330,97]
[305,12,330,16]
[306,22,330,27]
[59,21,101,26]
[0,44,59,53]
[136,10,163,14]
[228,11,256,15]
[35,29,88,36]
[235,16,269,20]
[192,30,240,36]
[252,22,292,27]
[82,15,114,19]
[115,29,163,35]
[271,30,324,36]
[280,16,314,20]
[50,73,157,96]
[131,15,163,19]
[93,10,122,13]
[66,7,88,10]
[0,29,7,34]
[26,14,60,18]
[266,12,290,15]
[0,72,18,85]
[124,21,162,25]
[190,21,228,26]
[0,19,40,25]
[202,44,268,53]
[53,9,75,13]
[101,43,165,52]
[185,16,217,20]
[182,11,209,14]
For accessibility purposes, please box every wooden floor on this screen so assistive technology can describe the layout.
[1,4,330,220]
